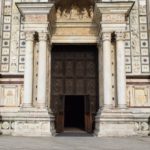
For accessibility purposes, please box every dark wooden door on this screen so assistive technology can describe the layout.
[51,45,98,133]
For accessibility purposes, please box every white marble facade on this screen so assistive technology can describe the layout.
[0,0,150,136]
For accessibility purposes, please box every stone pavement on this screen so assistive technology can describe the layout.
[0,134,150,150]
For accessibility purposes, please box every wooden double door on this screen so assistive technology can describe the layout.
[51,45,98,133]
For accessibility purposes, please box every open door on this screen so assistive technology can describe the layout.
[84,95,93,133]
[55,96,64,133]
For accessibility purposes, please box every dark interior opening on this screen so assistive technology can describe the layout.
[64,96,85,130]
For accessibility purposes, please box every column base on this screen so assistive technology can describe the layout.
[21,103,32,108]
[103,104,113,110]
[118,104,127,109]
[36,103,46,109]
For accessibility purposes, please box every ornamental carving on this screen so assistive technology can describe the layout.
[102,14,125,23]
[56,8,93,21]
[39,32,47,41]
[102,32,111,41]
[116,32,125,41]
[25,15,48,23]
[25,32,34,41]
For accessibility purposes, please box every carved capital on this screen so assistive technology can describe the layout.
[39,32,47,41]
[102,32,111,41]
[25,32,34,41]
[116,32,125,41]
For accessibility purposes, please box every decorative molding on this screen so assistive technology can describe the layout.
[102,14,125,24]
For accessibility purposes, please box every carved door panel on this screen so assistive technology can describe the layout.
[51,45,98,133]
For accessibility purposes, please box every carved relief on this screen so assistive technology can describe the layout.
[25,15,48,23]
[102,32,111,41]
[56,8,93,21]
[126,84,150,107]
[102,14,125,23]
[0,85,21,107]
[116,32,125,41]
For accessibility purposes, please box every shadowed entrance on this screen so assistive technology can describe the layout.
[64,96,84,130]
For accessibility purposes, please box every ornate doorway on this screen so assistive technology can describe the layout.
[51,45,98,133]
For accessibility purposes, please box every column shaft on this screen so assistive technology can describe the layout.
[37,32,47,108]
[23,32,34,107]
[116,32,126,108]
[102,32,112,108]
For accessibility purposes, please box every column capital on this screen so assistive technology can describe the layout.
[39,32,47,41]
[102,32,111,41]
[115,31,125,41]
[25,32,34,41]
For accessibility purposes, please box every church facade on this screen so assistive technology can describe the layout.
[0,0,150,136]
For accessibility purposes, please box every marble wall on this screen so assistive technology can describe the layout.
[0,0,150,108]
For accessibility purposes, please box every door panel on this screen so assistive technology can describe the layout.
[55,96,64,133]
[51,45,98,133]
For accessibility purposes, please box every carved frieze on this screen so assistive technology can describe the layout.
[102,14,125,24]
[56,8,93,22]
[25,15,48,23]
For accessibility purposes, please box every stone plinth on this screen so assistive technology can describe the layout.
[94,109,136,136]
[12,109,55,136]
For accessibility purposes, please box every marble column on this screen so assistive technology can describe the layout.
[37,32,47,108]
[102,32,112,108]
[23,32,34,107]
[116,32,126,108]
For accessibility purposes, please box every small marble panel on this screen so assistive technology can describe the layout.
[4,16,11,23]
[19,48,25,55]
[125,57,131,65]
[141,40,148,48]
[141,57,149,64]
[2,48,10,55]
[126,65,132,73]
[20,32,25,39]
[1,56,9,63]
[125,41,131,48]
[141,48,149,55]
[140,24,147,31]
[2,40,10,47]
[3,32,10,39]
[19,56,25,63]
[18,64,24,72]
[3,24,11,31]
[20,40,26,47]
[125,49,131,56]
[140,16,147,24]
[1,64,9,72]
[140,32,148,39]
[142,65,150,73]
